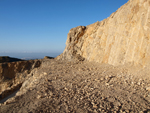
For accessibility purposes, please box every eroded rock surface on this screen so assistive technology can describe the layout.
[57,0,150,67]
[0,59,41,100]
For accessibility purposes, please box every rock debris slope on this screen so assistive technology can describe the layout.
[0,59,150,113]
[57,0,150,67]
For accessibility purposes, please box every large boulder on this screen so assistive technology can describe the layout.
[57,0,150,67]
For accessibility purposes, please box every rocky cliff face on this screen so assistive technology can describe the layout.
[57,0,150,67]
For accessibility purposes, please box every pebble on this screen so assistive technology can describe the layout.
[105,83,109,86]
[37,95,41,99]
[137,82,141,85]
[100,77,104,81]
[91,73,95,76]
[146,87,150,91]
[105,76,109,80]
[43,72,47,75]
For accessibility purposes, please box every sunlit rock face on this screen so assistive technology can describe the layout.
[57,0,150,67]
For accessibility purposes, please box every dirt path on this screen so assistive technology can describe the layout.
[0,59,150,113]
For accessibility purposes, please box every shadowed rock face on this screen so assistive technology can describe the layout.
[44,56,54,59]
[0,60,41,80]
[57,0,150,67]
[0,58,41,98]
[0,56,23,63]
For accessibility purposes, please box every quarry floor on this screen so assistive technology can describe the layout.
[0,59,150,113]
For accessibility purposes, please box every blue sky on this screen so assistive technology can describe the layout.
[0,0,128,58]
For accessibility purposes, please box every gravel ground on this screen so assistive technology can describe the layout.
[0,59,150,113]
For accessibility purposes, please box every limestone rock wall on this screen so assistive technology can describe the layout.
[57,0,150,67]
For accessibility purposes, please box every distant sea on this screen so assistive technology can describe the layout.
[0,52,61,60]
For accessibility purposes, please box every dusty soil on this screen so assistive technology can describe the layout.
[0,59,150,113]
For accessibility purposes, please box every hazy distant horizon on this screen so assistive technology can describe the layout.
[0,52,61,60]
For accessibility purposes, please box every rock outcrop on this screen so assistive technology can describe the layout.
[44,56,54,59]
[0,58,41,100]
[0,56,23,63]
[57,0,150,67]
